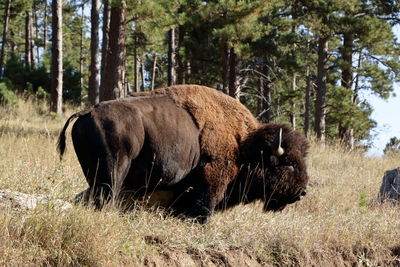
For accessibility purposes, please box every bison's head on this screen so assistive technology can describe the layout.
[239,123,310,212]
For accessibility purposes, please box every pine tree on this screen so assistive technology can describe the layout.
[202,0,265,98]
[384,137,400,155]
[315,35,328,143]
[338,32,355,149]
[79,1,84,93]
[88,0,100,104]
[43,0,48,51]
[150,54,157,90]
[0,0,11,78]
[167,27,176,86]
[100,0,110,92]
[25,10,33,70]
[101,0,126,100]
[327,0,400,147]
[51,0,63,114]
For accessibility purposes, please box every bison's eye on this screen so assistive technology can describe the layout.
[269,155,279,165]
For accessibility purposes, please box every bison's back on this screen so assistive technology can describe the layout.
[130,85,259,163]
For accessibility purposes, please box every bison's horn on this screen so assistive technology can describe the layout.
[272,128,284,156]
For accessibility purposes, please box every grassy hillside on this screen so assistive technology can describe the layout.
[0,98,399,266]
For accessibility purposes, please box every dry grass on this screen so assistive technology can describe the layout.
[0,98,399,266]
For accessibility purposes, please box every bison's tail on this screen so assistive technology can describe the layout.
[57,109,91,159]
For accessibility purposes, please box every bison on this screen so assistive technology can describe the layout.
[58,85,309,223]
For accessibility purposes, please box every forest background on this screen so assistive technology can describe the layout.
[0,0,399,154]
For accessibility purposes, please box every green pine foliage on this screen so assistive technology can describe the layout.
[0,0,399,148]
[384,137,400,155]
[0,81,17,107]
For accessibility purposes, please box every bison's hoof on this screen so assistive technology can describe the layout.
[194,215,208,224]
[74,189,90,204]
[185,205,211,224]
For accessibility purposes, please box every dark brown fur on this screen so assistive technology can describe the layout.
[58,85,309,223]
[219,123,309,212]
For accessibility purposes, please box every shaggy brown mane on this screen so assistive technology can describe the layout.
[240,123,309,163]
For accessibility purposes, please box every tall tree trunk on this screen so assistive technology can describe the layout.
[339,32,354,149]
[122,55,127,96]
[0,0,11,78]
[79,2,84,94]
[25,12,32,70]
[290,18,297,129]
[100,0,110,92]
[167,28,176,86]
[30,12,35,69]
[101,0,126,101]
[290,74,296,130]
[43,0,48,51]
[133,34,139,92]
[220,42,229,94]
[315,36,329,143]
[88,0,100,105]
[176,26,185,84]
[304,34,312,137]
[342,33,354,92]
[259,64,272,123]
[257,76,263,118]
[140,56,145,91]
[151,54,157,90]
[354,49,362,103]
[51,0,63,114]
[33,2,39,63]
[304,66,312,137]
[185,61,191,83]
[9,31,16,53]
[228,47,238,98]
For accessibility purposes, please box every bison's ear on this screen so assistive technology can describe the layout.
[271,128,285,156]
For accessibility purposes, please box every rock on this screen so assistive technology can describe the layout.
[0,189,73,211]
[378,168,400,203]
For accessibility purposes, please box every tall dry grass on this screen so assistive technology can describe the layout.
[0,98,399,266]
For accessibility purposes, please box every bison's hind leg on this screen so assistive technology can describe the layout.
[71,115,132,209]
[74,188,90,204]
[73,186,114,209]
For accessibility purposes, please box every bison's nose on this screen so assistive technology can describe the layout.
[298,189,307,200]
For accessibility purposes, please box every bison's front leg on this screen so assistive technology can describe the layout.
[173,162,232,224]
[184,184,214,224]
